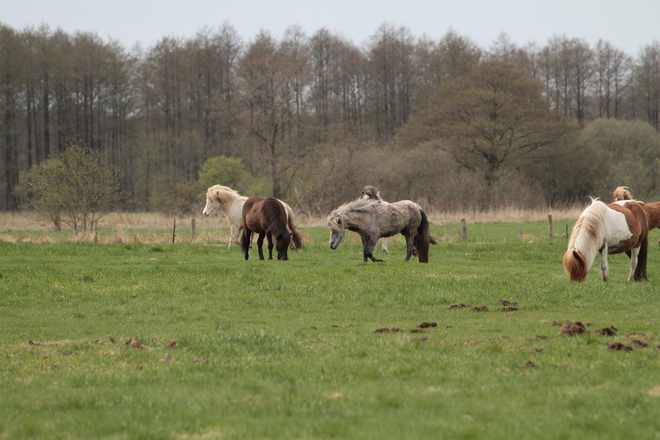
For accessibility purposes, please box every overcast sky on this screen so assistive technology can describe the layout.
[2,0,659,56]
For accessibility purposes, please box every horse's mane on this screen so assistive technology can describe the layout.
[262,197,290,237]
[207,185,245,205]
[564,198,607,278]
[327,198,379,231]
[612,186,641,203]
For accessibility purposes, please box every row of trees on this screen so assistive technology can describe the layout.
[1,21,660,215]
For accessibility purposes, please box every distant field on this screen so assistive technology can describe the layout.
[2,222,660,439]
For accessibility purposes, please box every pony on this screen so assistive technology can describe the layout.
[361,185,390,254]
[563,198,649,282]
[612,186,635,202]
[327,197,435,263]
[240,196,291,261]
[202,185,302,250]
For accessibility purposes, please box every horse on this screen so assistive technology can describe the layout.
[202,185,302,250]
[327,197,435,263]
[612,186,635,202]
[240,196,292,261]
[563,198,649,282]
[361,185,390,254]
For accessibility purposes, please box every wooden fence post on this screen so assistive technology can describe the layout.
[172,219,176,243]
[566,224,569,239]
[461,218,467,240]
[191,218,196,242]
[548,215,553,238]
[519,229,523,240]
[94,220,98,243]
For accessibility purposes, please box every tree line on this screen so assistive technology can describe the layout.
[1,21,660,215]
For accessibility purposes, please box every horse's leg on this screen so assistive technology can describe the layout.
[381,237,391,254]
[266,233,274,260]
[361,235,383,262]
[599,244,609,282]
[229,225,238,249]
[404,234,415,262]
[627,247,640,282]
[257,233,266,260]
[242,228,252,260]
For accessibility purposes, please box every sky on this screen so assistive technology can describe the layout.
[2,0,659,56]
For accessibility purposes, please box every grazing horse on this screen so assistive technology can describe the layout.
[563,198,649,282]
[327,198,435,263]
[361,185,390,254]
[202,185,302,249]
[240,197,291,261]
[611,186,660,247]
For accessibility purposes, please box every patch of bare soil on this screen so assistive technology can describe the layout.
[627,331,646,338]
[449,303,469,309]
[471,305,489,312]
[417,322,437,329]
[28,340,42,346]
[608,342,633,352]
[524,361,537,368]
[536,335,549,340]
[374,328,404,333]
[631,338,650,348]
[501,307,518,312]
[125,338,145,349]
[595,326,618,336]
[499,299,518,306]
[560,321,588,336]
[165,340,177,349]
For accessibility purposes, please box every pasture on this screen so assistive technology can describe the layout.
[2,219,660,439]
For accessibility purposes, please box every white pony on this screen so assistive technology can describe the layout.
[202,185,302,249]
[361,185,390,254]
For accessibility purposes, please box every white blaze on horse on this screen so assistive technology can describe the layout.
[361,185,390,254]
[327,198,436,263]
[563,198,649,282]
[202,185,302,250]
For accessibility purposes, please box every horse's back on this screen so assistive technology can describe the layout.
[242,196,266,231]
[606,201,648,252]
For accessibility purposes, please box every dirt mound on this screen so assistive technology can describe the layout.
[501,307,518,312]
[417,322,437,329]
[125,338,144,349]
[449,303,469,309]
[560,321,588,336]
[595,326,618,336]
[499,299,518,306]
[472,305,489,312]
[374,328,404,333]
[608,342,633,352]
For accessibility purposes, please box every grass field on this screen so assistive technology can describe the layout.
[2,219,660,439]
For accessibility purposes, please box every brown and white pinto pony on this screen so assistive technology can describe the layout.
[563,198,649,282]
[240,196,292,261]
[203,185,302,250]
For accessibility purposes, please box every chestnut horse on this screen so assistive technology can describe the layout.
[240,196,292,261]
[563,198,649,282]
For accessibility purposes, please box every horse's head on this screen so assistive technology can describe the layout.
[612,186,633,202]
[202,187,221,216]
[327,213,347,250]
[275,231,291,260]
[361,185,379,200]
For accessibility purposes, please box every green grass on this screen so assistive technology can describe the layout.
[2,223,660,439]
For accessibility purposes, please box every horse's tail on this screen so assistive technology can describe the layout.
[415,210,431,263]
[563,250,588,281]
[263,197,290,241]
[634,231,649,281]
[285,205,303,250]
[239,225,250,255]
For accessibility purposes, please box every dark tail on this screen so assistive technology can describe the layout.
[240,226,250,257]
[414,210,431,263]
[263,197,290,241]
[634,232,649,281]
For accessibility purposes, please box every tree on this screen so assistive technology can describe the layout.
[397,61,576,192]
[26,142,124,233]
[198,155,247,189]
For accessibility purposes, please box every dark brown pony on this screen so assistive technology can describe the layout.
[240,196,292,261]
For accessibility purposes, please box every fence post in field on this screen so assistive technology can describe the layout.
[172,219,176,243]
[94,220,98,243]
[461,218,467,240]
[519,229,523,240]
[548,215,553,238]
[191,218,196,242]
[566,224,569,239]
